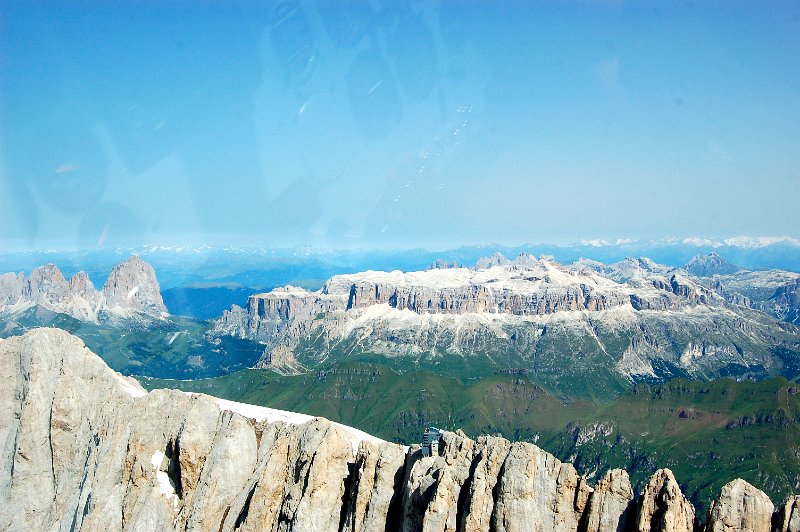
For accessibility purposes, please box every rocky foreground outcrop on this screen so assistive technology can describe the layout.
[1,328,798,531]
[0,255,167,323]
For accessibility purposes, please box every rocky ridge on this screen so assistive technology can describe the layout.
[212,254,800,386]
[1,328,798,531]
[214,253,720,345]
[0,255,167,323]
[673,253,800,325]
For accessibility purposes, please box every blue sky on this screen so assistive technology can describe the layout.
[1,1,799,250]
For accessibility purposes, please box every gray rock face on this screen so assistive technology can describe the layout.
[775,495,800,532]
[584,469,634,532]
[706,479,774,532]
[213,259,715,347]
[0,272,25,306]
[25,263,70,303]
[770,279,800,324]
[102,255,168,317]
[636,468,696,532]
[1,328,797,531]
[0,256,167,323]
[491,441,587,531]
[0,328,385,531]
[695,269,800,324]
[343,440,407,532]
[475,252,512,269]
[401,430,476,531]
[460,435,511,532]
[575,256,671,283]
[685,252,741,277]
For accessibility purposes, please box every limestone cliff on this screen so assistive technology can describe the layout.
[212,257,800,387]
[2,328,798,531]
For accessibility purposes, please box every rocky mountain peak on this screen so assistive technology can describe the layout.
[512,251,538,266]
[636,468,696,530]
[706,478,775,531]
[102,255,167,317]
[25,264,69,301]
[68,271,96,298]
[685,252,741,277]
[428,258,459,270]
[475,252,510,270]
[0,272,25,305]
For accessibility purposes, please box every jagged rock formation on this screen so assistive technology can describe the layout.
[775,495,800,532]
[102,255,167,317]
[212,255,800,390]
[475,252,512,270]
[574,256,672,283]
[693,266,800,325]
[253,345,305,375]
[770,279,800,325]
[636,468,696,531]
[583,469,634,532]
[429,259,460,270]
[685,252,742,277]
[1,328,797,531]
[706,479,774,532]
[0,255,167,323]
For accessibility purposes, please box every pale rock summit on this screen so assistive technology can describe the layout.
[583,469,634,532]
[1,328,797,531]
[429,258,460,270]
[706,479,775,532]
[475,252,511,269]
[342,440,407,532]
[636,468,696,532]
[459,435,511,532]
[0,328,389,531]
[489,440,589,531]
[401,430,477,531]
[102,255,168,317]
[25,263,70,303]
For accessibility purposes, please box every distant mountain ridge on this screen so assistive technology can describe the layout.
[0,255,167,323]
[2,235,799,293]
[213,253,800,396]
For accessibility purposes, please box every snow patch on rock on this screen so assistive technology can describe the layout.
[151,451,179,509]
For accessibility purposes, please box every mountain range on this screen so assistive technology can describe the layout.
[0,255,267,380]
[2,236,800,293]
[3,251,799,394]
[212,252,800,398]
[0,255,167,324]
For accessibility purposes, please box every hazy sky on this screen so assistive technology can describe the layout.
[1,1,799,251]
